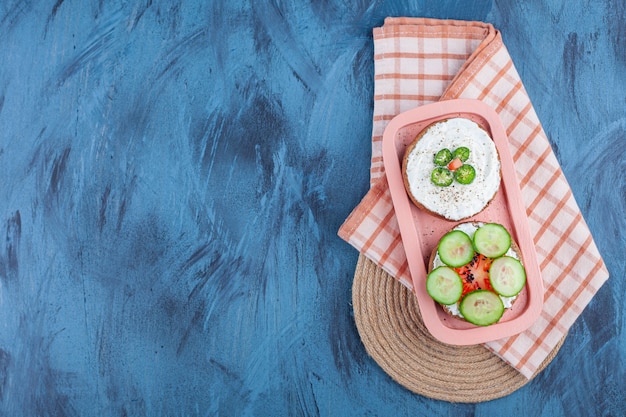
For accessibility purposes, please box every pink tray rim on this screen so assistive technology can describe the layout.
[382,99,544,345]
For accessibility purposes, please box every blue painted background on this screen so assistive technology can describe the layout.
[0,1,624,416]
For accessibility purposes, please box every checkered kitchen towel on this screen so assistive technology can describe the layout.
[339,17,609,379]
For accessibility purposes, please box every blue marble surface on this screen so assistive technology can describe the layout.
[0,1,624,416]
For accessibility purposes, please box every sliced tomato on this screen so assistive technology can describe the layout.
[447,157,463,171]
[454,253,494,298]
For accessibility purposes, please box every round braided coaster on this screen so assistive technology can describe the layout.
[352,254,565,403]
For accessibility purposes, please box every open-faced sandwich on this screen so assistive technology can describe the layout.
[425,222,526,326]
[402,118,501,221]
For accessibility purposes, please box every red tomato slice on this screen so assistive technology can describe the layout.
[454,254,494,298]
[448,157,463,171]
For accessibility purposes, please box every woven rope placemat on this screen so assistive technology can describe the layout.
[352,253,565,403]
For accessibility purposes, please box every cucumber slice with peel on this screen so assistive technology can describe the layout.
[426,266,463,305]
[459,290,505,326]
[473,223,511,258]
[437,230,474,267]
[489,256,526,297]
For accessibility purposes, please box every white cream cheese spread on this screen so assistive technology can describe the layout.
[404,118,501,220]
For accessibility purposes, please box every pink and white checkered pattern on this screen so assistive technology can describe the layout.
[339,17,609,379]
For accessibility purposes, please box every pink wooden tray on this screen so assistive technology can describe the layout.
[382,99,544,345]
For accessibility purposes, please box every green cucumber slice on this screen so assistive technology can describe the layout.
[489,256,526,297]
[454,164,476,184]
[452,146,470,162]
[431,167,453,187]
[473,223,512,258]
[434,148,453,166]
[438,230,474,267]
[459,290,504,326]
[426,266,463,305]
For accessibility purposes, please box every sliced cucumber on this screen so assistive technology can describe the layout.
[438,230,474,267]
[459,290,504,326]
[426,266,463,305]
[473,223,511,258]
[489,256,526,297]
